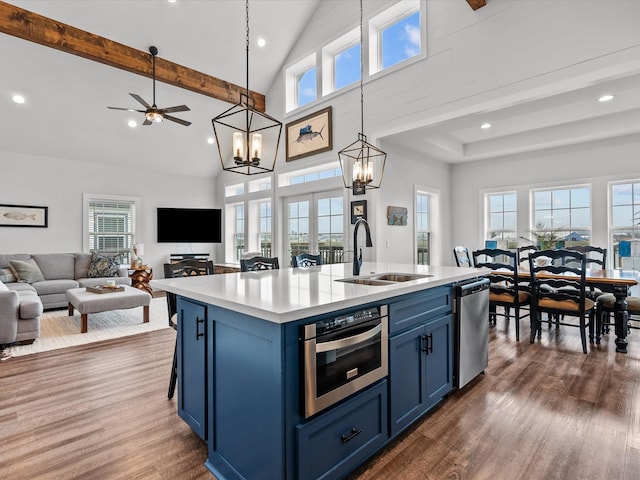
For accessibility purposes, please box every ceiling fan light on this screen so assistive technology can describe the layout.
[146,111,163,123]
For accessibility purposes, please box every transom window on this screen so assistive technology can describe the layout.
[532,186,591,248]
[370,0,422,75]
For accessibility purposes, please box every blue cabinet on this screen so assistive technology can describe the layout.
[177,297,207,440]
[389,289,453,437]
[297,381,388,480]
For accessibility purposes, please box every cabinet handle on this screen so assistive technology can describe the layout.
[196,317,204,339]
[421,334,433,354]
[341,427,361,444]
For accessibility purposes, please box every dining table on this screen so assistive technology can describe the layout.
[514,267,639,353]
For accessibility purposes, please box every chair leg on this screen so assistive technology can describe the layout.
[579,316,588,354]
[588,311,594,344]
[515,307,520,341]
[168,337,178,400]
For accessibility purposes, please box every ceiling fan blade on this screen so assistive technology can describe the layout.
[164,114,192,127]
[142,118,153,126]
[163,105,191,113]
[129,93,151,108]
[108,106,145,113]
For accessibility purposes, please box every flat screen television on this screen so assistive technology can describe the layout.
[157,207,222,243]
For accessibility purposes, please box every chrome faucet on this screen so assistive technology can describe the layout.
[353,218,373,276]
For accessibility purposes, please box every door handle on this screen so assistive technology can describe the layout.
[421,333,433,354]
[341,427,361,444]
[196,317,204,339]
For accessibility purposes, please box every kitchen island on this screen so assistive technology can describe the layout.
[151,262,487,480]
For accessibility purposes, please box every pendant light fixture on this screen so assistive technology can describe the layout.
[212,0,282,175]
[338,0,387,195]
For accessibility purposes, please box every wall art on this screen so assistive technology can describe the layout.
[286,106,332,161]
[0,204,48,227]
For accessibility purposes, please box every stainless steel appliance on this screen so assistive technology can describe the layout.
[302,305,388,418]
[454,278,490,389]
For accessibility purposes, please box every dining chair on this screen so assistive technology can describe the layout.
[528,249,595,353]
[453,246,473,267]
[293,253,322,268]
[240,256,280,272]
[472,248,529,341]
[163,259,215,400]
[517,245,538,270]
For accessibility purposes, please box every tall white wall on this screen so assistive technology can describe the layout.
[0,151,218,276]
[251,0,640,266]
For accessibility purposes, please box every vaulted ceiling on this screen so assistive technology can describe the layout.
[1,0,639,181]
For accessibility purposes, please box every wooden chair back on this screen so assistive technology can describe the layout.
[293,253,322,268]
[240,256,280,272]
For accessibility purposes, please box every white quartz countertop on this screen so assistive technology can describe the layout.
[150,262,488,324]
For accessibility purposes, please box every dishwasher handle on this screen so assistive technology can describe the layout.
[456,277,490,297]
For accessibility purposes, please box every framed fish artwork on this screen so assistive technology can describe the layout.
[285,106,332,161]
[0,204,48,228]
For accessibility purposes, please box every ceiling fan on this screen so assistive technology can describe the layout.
[108,46,191,126]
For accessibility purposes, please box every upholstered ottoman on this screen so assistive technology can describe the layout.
[66,285,151,333]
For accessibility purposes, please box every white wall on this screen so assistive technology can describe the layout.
[450,134,640,260]
[246,0,640,267]
[0,151,218,277]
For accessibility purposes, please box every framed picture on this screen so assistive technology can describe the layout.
[351,200,367,224]
[286,106,332,161]
[387,206,408,226]
[0,204,48,227]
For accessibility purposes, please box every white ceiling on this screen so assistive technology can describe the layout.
[2,0,640,180]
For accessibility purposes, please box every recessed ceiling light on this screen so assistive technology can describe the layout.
[598,94,614,102]
[128,120,137,128]
[168,0,177,4]
[257,38,266,48]
[12,94,25,104]
[480,122,492,129]
[207,137,215,144]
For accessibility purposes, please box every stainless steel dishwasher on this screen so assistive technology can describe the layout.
[454,277,490,389]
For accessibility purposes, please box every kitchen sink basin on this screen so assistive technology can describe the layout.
[336,272,434,286]
[336,278,393,286]
[370,273,433,282]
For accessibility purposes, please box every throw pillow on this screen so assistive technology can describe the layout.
[0,267,16,283]
[0,280,8,291]
[87,253,123,278]
[9,258,45,283]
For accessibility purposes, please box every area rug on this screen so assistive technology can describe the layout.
[8,296,171,357]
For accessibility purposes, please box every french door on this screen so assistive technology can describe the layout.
[285,191,345,267]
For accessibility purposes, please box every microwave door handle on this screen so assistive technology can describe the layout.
[315,324,382,353]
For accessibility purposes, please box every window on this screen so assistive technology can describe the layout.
[278,161,342,187]
[610,181,640,269]
[322,27,360,96]
[225,183,245,197]
[285,53,317,112]
[84,194,138,263]
[486,192,517,248]
[258,201,272,257]
[370,0,422,75]
[416,193,430,265]
[532,186,591,248]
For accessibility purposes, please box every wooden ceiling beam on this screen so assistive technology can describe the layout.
[466,0,487,10]
[0,0,265,111]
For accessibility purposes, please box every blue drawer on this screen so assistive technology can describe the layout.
[296,380,388,480]
[389,286,452,335]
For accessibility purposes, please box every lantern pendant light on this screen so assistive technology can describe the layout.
[212,0,282,175]
[338,0,387,195]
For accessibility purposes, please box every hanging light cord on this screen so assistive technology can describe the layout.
[245,0,250,99]
[359,0,364,135]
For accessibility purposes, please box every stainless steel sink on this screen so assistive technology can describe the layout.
[370,273,433,282]
[336,272,434,286]
[336,278,394,286]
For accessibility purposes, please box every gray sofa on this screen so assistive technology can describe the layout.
[0,253,130,345]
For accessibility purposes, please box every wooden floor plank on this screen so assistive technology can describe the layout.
[1,318,639,480]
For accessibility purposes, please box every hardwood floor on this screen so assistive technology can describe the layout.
[1,318,639,479]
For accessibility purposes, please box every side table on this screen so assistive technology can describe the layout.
[128,267,153,294]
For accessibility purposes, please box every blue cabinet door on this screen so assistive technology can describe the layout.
[177,297,207,440]
[423,314,453,411]
[389,313,453,437]
[389,323,426,437]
